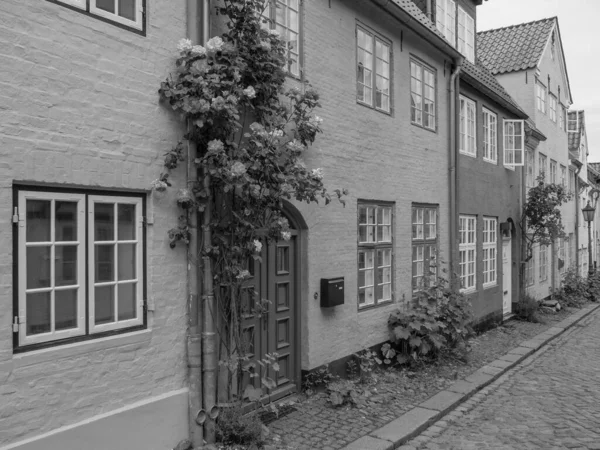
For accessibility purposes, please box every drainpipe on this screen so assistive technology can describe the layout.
[449,58,463,288]
[426,0,433,21]
[186,0,204,447]
[197,0,219,443]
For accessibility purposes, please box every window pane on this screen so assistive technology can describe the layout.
[55,289,78,330]
[363,287,374,305]
[26,292,51,335]
[95,285,115,324]
[55,201,78,242]
[358,206,367,224]
[118,243,136,280]
[118,203,136,240]
[95,244,115,282]
[96,0,115,14]
[118,283,136,320]
[118,0,136,20]
[55,245,78,286]
[26,200,51,242]
[27,246,51,289]
[95,203,114,241]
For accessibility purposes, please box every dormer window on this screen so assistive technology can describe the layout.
[568,113,578,132]
[457,7,475,63]
[436,0,456,45]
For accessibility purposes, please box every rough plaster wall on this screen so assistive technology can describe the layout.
[457,83,522,321]
[0,0,189,445]
[296,0,452,370]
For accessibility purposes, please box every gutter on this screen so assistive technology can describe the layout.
[449,58,463,287]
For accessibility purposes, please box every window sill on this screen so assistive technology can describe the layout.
[411,121,437,134]
[505,165,516,171]
[483,157,498,165]
[459,150,476,158]
[356,100,392,117]
[483,282,498,290]
[460,287,477,295]
[11,329,152,369]
[358,299,393,311]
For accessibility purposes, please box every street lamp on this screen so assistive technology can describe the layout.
[582,200,596,276]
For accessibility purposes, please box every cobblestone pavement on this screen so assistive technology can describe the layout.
[405,309,600,450]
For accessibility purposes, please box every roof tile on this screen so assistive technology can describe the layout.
[477,17,556,75]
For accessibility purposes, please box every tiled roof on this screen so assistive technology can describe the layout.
[568,110,585,152]
[461,59,528,119]
[477,17,556,75]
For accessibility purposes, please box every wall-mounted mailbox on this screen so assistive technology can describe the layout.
[320,277,344,308]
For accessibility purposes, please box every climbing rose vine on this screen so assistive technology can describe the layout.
[157,0,345,397]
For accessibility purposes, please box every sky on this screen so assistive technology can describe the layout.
[478,0,600,162]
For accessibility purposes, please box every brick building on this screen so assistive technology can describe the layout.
[478,17,576,298]
[0,0,190,448]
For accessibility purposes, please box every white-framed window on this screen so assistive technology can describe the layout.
[410,60,436,130]
[436,0,456,45]
[568,111,578,132]
[459,215,476,292]
[560,164,566,187]
[526,150,535,190]
[536,80,547,114]
[358,203,393,308]
[525,246,535,287]
[558,237,566,274]
[539,244,548,282]
[412,205,438,292]
[559,103,564,129]
[549,159,557,184]
[549,94,557,122]
[482,107,498,163]
[357,26,391,113]
[262,0,301,77]
[569,169,575,193]
[15,189,145,349]
[457,7,475,63]
[503,119,525,167]
[482,217,497,288]
[54,0,145,31]
[539,153,547,182]
[460,96,476,157]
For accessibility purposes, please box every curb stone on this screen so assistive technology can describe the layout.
[339,304,600,450]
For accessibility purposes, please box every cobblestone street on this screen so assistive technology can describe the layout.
[406,308,600,450]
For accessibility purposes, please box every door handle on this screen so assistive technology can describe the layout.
[504,290,508,295]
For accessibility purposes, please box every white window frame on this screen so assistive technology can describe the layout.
[358,203,393,308]
[459,215,476,292]
[482,107,498,163]
[503,119,525,167]
[410,60,436,130]
[549,159,557,184]
[536,80,547,114]
[539,244,548,282]
[436,0,456,45]
[526,149,535,190]
[568,112,578,132]
[263,0,301,77]
[457,6,475,63]
[560,164,566,187]
[412,205,438,292]
[17,191,87,346]
[549,94,557,123]
[357,26,391,113]
[88,196,144,334]
[569,169,575,193]
[539,153,548,182]
[460,96,476,157]
[482,217,497,288]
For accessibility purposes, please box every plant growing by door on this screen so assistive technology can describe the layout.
[157,0,345,401]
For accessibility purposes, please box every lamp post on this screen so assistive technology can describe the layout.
[582,200,596,277]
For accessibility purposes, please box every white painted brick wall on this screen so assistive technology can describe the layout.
[0,0,190,445]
